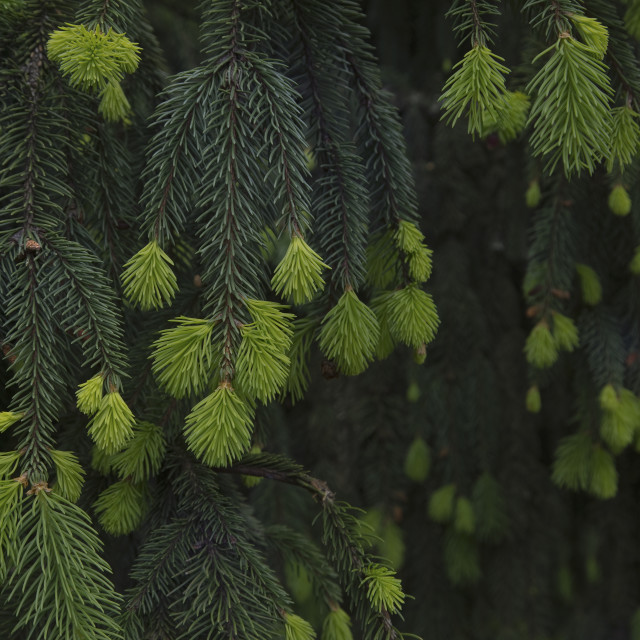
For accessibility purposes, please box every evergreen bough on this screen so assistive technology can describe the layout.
[0,0,437,638]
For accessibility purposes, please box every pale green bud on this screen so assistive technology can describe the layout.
[551,312,579,352]
[76,374,104,415]
[454,496,476,534]
[575,263,602,306]
[321,607,353,640]
[0,411,24,433]
[428,484,457,523]
[404,436,430,482]
[608,184,632,216]
[524,321,558,369]
[525,180,541,208]
[526,385,541,413]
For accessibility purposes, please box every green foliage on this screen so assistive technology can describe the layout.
[608,183,632,216]
[571,13,609,56]
[525,321,559,368]
[444,532,481,585]
[360,563,405,614]
[454,496,476,534]
[94,479,147,535]
[525,180,542,208]
[0,411,23,433]
[272,234,330,304]
[87,389,135,454]
[1,1,439,638]
[321,607,353,640]
[527,36,613,176]
[552,432,593,492]
[379,520,406,570]
[394,221,434,283]
[183,382,254,467]
[318,289,380,375]
[121,241,178,310]
[589,446,618,499]
[236,300,294,403]
[4,491,122,640]
[526,385,542,413]
[98,79,132,123]
[607,106,640,172]
[0,450,22,479]
[552,432,619,499]
[284,612,317,640]
[366,231,399,289]
[151,317,215,399]
[428,484,457,523]
[384,284,440,349]
[492,90,530,142]
[47,24,140,91]
[575,263,603,305]
[0,479,24,581]
[285,561,314,603]
[599,387,640,452]
[626,0,640,39]
[370,291,398,361]
[403,435,431,482]
[76,374,104,415]
[112,421,166,482]
[551,311,579,352]
[50,449,85,502]
[440,45,510,138]
[285,318,316,404]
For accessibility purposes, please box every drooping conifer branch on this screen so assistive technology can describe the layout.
[218,452,407,638]
[250,62,311,237]
[447,0,501,47]
[202,0,248,379]
[336,1,420,233]
[290,0,369,290]
[124,460,291,639]
[46,235,128,387]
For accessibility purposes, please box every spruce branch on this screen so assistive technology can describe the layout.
[46,234,128,387]
[527,34,614,176]
[446,0,501,47]
[4,252,68,482]
[217,453,409,639]
[290,0,370,290]
[5,491,123,640]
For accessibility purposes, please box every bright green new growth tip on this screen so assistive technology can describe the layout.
[50,450,85,503]
[47,24,140,123]
[98,80,132,123]
[361,563,405,614]
[272,234,329,304]
[284,612,316,640]
[76,374,104,415]
[94,480,147,535]
[235,299,294,403]
[183,382,254,467]
[527,35,613,177]
[0,411,23,433]
[151,317,215,399]
[319,289,380,375]
[385,284,439,349]
[440,45,509,138]
[121,241,178,310]
[394,221,433,283]
[87,390,135,454]
[321,607,353,640]
[47,24,140,91]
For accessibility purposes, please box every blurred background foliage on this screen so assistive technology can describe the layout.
[137,1,640,639]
